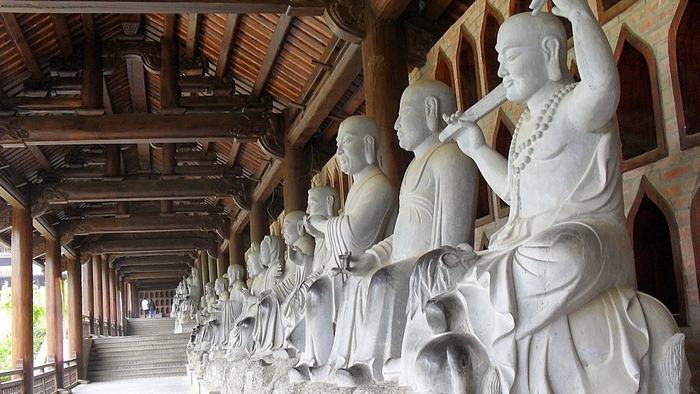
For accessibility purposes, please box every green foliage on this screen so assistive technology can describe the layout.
[0,284,47,372]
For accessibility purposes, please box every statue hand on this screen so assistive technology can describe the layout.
[548,0,591,19]
[303,215,325,239]
[441,113,486,157]
[347,253,377,276]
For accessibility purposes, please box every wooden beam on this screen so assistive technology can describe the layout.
[82,237,216,255]
[28,146,52,170]
[227,143,241,166]
[125,50,151,171]
[185,14,199,59]
[114,255,194,270]
[120,264,190,274]
[0,112,275,148]
[2,96,82,111]
[63,202,223,218]
[371,0,413,20]
[0,0,328,15]
[81,15,103,111]
[34,178,250,207]
[286,42,362,145]
[50,15,73,56]
[251,14,293,97]
[61,215,228,239]
[0,13,42,79]
[216,14,240,80]
[122,271,189,280]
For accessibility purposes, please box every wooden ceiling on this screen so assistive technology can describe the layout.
[0,0,472,276]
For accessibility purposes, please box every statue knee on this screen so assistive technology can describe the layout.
[308,278,329,305]
[522,223,602,277]
[371,266,394,289]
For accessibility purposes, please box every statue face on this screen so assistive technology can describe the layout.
[246,250,261,277]
[496,23,550,102]
[306,191,325,217]
[282,219,300,245]
[336,127,369,176]
[395,89,433,152]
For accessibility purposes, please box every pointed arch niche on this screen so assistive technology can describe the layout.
[669,0,700,149]
[481,8,502,93]
[627,178,686,326]
[491,113,514,218]
[692,188,700,292]
[614,28,665,171]
[434,49,454,91]
[596,0,638,24]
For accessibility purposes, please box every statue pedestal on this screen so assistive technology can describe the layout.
[198,356,411,394]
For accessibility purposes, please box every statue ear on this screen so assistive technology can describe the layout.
[364,135,376,165]
[325,195,335,216]
[296,220,305,236]
[424,96,440,133]
[542,36,562,81]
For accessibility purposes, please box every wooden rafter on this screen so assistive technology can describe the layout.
[50,15,73,56]
[216,14,240,80]
[252,14,294,97]
[185,14,199,58]
[0,13,42,79]
[0,0,328,15]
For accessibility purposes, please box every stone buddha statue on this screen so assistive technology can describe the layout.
[301,115,398,382]
[291,186,341,381]
[405,2,689,393]
[332,80,479,387]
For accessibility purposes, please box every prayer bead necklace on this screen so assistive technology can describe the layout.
[509,82,577,175]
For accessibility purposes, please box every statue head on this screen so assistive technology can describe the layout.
[191,267,199,280]
[260,235,284,268]
[282,211,307,245]
[244,242,262,278]
[336,115,380,176]
[226,264,244,283]
[496,12,570,102]
[396,80,456,152]
[306,186,340,219]
[204,282,215,297]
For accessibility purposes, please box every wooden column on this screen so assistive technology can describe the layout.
[361,7,410,190]
[117,280,123,335]
[10,206,33,394]
[207,254,217,284]
[161,143,176,213]
[66,256,83,377]
[45,238,64,387]
[82,259,94,334]
[283,144,310,213]
[92,255,102,335]
[101,256,109,335]
[108,266,116,335]
[217,250,227,278]
[229,231,244,267]
[249,199,268,243]
[199,251,210,287]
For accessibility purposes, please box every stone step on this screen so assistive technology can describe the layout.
[90,352,186,363]
[89,360,185,372]
[89,367,186,381]
[91,337,189,348]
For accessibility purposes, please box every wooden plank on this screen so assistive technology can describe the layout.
[185,14,199,58]
[216,14,240,80]
[28,146,52,170]
[0,0,328,15]
[0,112,275,147]
[251,14,293,97]
[50,15,73,56]
[0,13,43,79]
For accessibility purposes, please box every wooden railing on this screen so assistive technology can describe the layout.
[62,356,79,389]
[0,360,23,394]
[32,361,56,394]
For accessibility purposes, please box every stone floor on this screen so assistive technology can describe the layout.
[73,376,193,394]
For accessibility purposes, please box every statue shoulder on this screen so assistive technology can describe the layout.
[430,142,477,172]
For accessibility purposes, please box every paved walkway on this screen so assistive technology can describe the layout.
[73,376,193,394]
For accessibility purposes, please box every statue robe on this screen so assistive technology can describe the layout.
[348,142,477,380]
[407,106,648,393]
[325,165,398,371]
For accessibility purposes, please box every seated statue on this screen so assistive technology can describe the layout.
[404,2,689,393]
[331,80,479,387]
[290,186,341,381]
[209,264,247,350]
[189,281,219,355]
[252,235,289,357]
[187,268,203,318]
[302,115,399,382]
[278,211,317,350]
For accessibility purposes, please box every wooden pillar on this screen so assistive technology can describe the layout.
[116,279,123,335]
[45,238,64,387]
[161,143,176,213]
[200,251,210,287]
[283,144,311,213]
[108,266,116,335]
[92,255,102,335]
[67,256,83,377]
[361,7,410,190]
[207,254,217,284]
[229,231,244,267]
[11,206,33,394]
[82,259,93,334]
[216,250,227,279]
[101,256,109,334]
[249,200,268,243]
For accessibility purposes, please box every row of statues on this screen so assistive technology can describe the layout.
[184,1,689,392]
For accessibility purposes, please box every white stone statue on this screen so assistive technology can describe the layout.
[189,282,220,354]
[252,235,289,357]
[404,2,689,393]
[290,186,341,381]
[331,80,479,387]
[303,115,399,382]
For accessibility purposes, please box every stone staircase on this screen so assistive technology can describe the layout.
[87,318,190,382]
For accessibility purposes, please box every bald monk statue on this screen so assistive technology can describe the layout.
[404,2,689,393]
[332,80,478,386]
[303,116,398,382]
[290,186,341,381]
